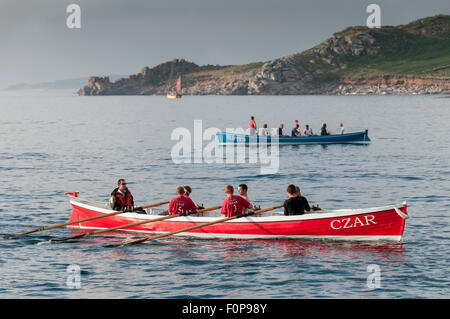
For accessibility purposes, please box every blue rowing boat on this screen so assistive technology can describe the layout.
[217,130,371,145]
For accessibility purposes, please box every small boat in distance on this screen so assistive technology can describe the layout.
[217,130,371,145]
[167,75,182,99]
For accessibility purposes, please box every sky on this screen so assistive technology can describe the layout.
[0,0,449,88]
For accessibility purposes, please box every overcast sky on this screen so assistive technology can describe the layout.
[0,0,449,88]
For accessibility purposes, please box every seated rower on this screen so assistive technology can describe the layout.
[184,185,204,210]
[238,184,249,202]
[109,179,135,212]
[303,124,314,136]
[238,184,261,212]
[278,124,286,136]
[221,185,254,217]
[258,123,270,136]
[168,186,198,216]
[291,124,301,136]
[183,185,192,197]
[320,122,330,136]
[238,184,251,214]
[283,184,311,215]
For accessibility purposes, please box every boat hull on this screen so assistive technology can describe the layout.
[217,130,370,145]
[67,198,408,241]
[167,94,182,99]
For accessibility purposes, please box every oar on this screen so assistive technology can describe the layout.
[3,201,169,239]
[114,205,283,247]
[50,205,222,243]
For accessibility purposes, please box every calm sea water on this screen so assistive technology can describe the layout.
[0,90,449,298]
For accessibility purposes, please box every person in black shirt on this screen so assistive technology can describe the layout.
[283,184,311,215]
[278,124,287,136]
[320,122,330,136]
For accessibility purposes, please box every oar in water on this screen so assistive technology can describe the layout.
[50,205,222,243]
[3,201,169,239]
[114,205,283,247]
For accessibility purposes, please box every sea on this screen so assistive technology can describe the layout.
[0,90,449,299]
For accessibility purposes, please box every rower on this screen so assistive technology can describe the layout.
[221,185,254,217]
[238,184,250,214]
[258,124,270,136]
[238,184,249,201]
[283,184,311,215]
[109,179,135,212]
[291,124,301,136]
[168,186,198,216]
[303,124,314,136]
[320,123,330,136]
[238,184,260,213]
[278,124,286,136]
[339,123,345,134]
[184,185,204,210]
[183,185,192,197]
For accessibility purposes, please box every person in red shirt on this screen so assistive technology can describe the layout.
[249,116,256,129]
[248,116,257,135]
[168,186,198,216]
[221,185,254,217]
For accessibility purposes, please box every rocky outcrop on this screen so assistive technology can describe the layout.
[78,15,450,96]
[78,59,225,95]
[333,75,450,95]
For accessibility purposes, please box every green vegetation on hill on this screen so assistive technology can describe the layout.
[342,27,450,77]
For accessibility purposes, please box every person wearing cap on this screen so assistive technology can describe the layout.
[168,186,198,216]
[109,179,134,212]
[221,185,253,217]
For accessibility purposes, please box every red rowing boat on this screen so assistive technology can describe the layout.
[67,197,409,241]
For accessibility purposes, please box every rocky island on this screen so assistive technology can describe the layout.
[79,15,450,96]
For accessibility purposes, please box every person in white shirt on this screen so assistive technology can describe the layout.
[339,123,345,134]
[258,123,270,136]
[303,124,314,136]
